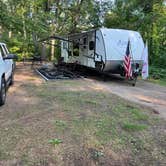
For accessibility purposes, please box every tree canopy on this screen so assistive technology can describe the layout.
[0,0,165,69]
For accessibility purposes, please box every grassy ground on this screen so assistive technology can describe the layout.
[148,78,166,86]
[149,66,166,86]
[0,78,166,166]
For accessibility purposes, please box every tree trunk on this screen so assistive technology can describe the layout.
[8,31,12,38]
[51,39,55,60]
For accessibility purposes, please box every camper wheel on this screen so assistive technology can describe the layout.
[95,61,105,71]
[132,81,137,86]
[131,73,138,86]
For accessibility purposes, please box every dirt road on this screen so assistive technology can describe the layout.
[0,63,165,165]
[83,77,166,119]
[11,63,166,119]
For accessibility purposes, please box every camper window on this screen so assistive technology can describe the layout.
[83,37,87,49]
[89,41,94,50]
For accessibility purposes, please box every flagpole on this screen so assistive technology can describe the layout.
[123,39,133,79]
[128,39,135,71]
[141,41,146,60]
[141,41,149,79]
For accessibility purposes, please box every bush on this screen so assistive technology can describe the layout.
[1,33,36,61]
[149,66,166,80]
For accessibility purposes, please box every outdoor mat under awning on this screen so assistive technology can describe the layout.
[36,66,81,81]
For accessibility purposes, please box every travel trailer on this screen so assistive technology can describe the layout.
[61,28,144,76]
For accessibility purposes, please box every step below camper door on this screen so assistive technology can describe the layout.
[94,54,102,62]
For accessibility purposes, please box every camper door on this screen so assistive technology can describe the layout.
[95,30,105,62]
[61,41,68,62]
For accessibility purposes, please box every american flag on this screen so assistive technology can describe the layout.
[123,40,132,78]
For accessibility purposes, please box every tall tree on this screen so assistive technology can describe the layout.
[104,0,166,67]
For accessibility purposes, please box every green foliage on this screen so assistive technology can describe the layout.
[55,120,67,127]
[1,34,35,61]
[0,0,112,60]
[149,66,166,80]
[122,122,147,132]
[104,0,166,69]
[48,138,63,145]
[128,108,148,121]
[0,0,165,67]
[0,0,51,60]
[91,150,104,160]
[55,43,61,61]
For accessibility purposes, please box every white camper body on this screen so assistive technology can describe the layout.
[61,28,144,74]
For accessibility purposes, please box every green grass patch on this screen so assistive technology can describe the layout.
[54,120,68,131]
[149,66,166,86]
[6,79,165,165]
[48,138,63,145]
[122,122,147,132]
[128,108,149,121]
[55,120,67,126]
[148,78,166,86]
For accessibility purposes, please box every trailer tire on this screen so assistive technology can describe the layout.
[132,75,137,86]
[9,71,14,86]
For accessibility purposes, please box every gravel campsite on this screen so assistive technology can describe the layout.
[1,1,166,165]
[0,63,165,166]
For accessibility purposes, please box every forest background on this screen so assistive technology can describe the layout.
[0,0,165,80]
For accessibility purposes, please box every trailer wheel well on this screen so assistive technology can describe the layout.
[95,61,105,71]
